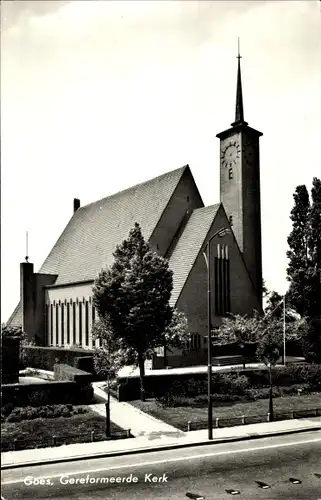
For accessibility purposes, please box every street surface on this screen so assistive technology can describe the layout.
[2,430,321,499]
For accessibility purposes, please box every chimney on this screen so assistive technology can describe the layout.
[73,198,80,213]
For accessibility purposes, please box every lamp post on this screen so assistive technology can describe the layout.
[203,227,231,440]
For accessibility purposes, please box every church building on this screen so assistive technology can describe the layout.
[7,54,263,368]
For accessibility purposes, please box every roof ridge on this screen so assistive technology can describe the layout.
[78,165,189,211]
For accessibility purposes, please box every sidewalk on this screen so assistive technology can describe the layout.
[2,417,321,470]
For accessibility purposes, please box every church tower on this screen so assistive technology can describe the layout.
[216,45,263,307]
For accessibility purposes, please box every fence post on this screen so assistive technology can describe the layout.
[126,429,131,438]
[52,435,56,447]
[13,439,18,451]
[215,417,220,428]
[187,421,192,432]
[267,413,270,422]
[91,431,95,442]
[241,415,245,425]
[291,410,294,419]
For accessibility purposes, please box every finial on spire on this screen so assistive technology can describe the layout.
[231,38,248,127]
[25,231,29,262]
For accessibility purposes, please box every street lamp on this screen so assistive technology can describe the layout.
[203,227,231,440]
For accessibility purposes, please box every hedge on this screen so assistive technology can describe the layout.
[21,346,93,371]
[1,381,94,407]
[115,363,320,401]
[54,364,93,385]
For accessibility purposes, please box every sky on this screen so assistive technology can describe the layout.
[1,0,321,322]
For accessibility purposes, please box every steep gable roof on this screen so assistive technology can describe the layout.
[169,204,220,306]
[39,166,189,285]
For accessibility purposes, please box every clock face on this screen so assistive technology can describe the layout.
[221,140,241,168]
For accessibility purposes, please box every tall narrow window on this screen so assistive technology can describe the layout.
[79,302,82,346]
[228,167,233,179]
[72,302,76,345]
[92,306,96,348]
[85,301,89,347]
[214,245,231,317]
[45,304,49,345]
[67,303,70,344]
[61,304,64,346]
[50,304,53,346]
[55,304,59,345]
[229,215,233,226]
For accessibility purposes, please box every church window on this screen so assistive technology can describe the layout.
[228,167,233,179]
[72,302,76,345]
[55,304,59,345]
[67,303,70,344]
[229,215,233,226]
[50,304,53,346]
[214,244,231,317]
[61,304,64,345]
[85,301,89,346]
[45,304,49,345]
[92,306,96,347]
[79,302,82,346]
[187,196,190,202]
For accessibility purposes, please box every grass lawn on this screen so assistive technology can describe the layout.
[130,393,321,431]
[1,407,125,452]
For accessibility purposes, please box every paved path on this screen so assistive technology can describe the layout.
[92,383,184,438]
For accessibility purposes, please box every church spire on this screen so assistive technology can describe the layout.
[231,38,248,127]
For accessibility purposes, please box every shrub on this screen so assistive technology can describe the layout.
[212,373,250,394]
[245,387,281,400]
[2,403,14,417]
[28,390,50,406]
[2,404,87,422]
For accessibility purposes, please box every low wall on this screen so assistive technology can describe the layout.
[1,380,94,407]
[21,346,94,371]
[2,336,20,384]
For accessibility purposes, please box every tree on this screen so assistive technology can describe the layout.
[92,318,134,437]
[92,223,188,401]
[215,312,303,365]
[286,179,321,319]
[256,331,281,422]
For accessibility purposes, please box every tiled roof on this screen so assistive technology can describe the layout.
[169,204,220,306]
[6,302,21,328]
[7,166,189,327]
[39,166,188,285]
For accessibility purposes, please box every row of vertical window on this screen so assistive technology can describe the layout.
[45,301,97,348]
[214,248,231,316]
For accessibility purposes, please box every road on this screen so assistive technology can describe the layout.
[2,430,321,499]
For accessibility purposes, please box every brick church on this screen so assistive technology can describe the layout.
[7,54,263,367]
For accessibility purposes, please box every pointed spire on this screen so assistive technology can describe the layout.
[25,230,29,262]
[231,38,248,127]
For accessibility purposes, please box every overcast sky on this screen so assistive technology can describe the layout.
[1,0,321,322]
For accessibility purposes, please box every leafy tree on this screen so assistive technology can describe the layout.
[1,325,23,338]
[92,319,134,437]
[302,317,321,364]
[286,179,321,319]
[215,312,303,366]
[256,330,281,422]
[92,223,188,401]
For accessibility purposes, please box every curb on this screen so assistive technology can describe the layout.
[2,425,321,471]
